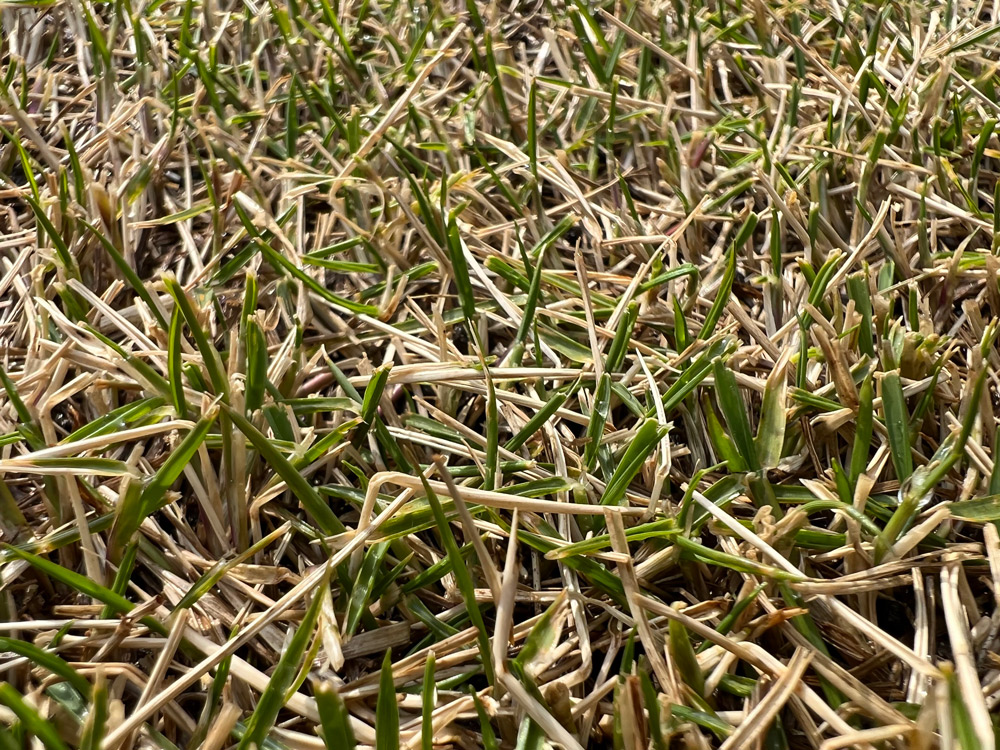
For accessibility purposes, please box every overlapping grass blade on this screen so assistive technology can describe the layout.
[237,565,329,750]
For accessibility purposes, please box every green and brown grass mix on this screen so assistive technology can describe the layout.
[2,0,1000,747]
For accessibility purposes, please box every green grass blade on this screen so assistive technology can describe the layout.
[10,457,133,476]
[344,541,389,637]
[658,338,733,414]
[948,495,1000,522]
[224,404,345,534]
[755,356,787,469]
[167,307,187,416]
[542,520,676,560]
[446,218,476,322]
[599,419,666,507]
[850,373,874,486]
[233,201,377,316]
[668,610,705,697]
[509,218,575,366]
[245,319,268,414]
[697,584,765,654]
[947,665,981,750]
[86,327,172,398]
[970,119,996,196]
[699,213,757,339]
[639,667,667,750]
[713,358,759,471]
[583,373,612,471]
[881,370,912,482]
[991,425,1000,495]
[24,194,78,281]
[238,565,329,750]
[512,592,566,676]
[162,275,230,401]
[376,649,400,750]
[1,546,154,629]
[605,301,638,373]
[0,366,43,449]
[703,395,746,472]
[505,384,577,452]
[675,535,800,580]
[138,411,216,516]
[0,683,70,750]
[419,475,495,684]
[358,362,392,445]
[0,637,91,698]
[107,479,143,564]
[79,673,107,750]
[316,681,356,750]
[78,219,168,330]
[484,373,499,490]
[421,653,436,750]
[176,525,291,610]
[472,689,499,750]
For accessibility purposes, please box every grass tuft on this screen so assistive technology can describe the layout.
[1,0,999,747]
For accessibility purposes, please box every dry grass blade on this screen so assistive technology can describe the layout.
[1,0,1000,747]
[719,648,813,750]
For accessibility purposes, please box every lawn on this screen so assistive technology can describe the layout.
[1,0,999,748]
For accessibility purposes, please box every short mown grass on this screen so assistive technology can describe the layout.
[2,0,1000,747]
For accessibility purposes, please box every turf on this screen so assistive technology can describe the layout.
[1,0,1000,748]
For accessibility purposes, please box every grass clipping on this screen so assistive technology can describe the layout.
[1,0,1000,748]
